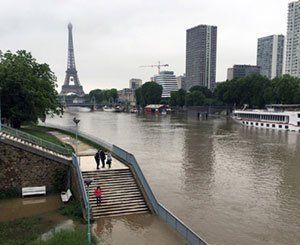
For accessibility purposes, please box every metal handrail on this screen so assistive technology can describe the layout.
[2,125,73,156]
[71,154,89,217]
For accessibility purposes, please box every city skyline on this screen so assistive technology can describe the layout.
[0,0,291,92]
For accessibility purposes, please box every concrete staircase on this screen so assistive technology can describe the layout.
[82,169,149,218]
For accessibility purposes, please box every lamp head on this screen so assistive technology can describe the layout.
[84,178,93,186]
[73,117,80,125]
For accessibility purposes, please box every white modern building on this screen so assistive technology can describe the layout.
[153,71,178,98]
[257,35,284,79]
[285,1,300,76]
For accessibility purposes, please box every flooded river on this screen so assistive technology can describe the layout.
[47,110,300,245]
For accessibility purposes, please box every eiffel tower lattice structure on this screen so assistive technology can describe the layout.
[60,23,85,96]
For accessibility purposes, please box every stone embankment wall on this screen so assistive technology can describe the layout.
[0,141,69,195]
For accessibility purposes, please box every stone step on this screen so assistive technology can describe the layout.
[91,202,147,211]
[88,181,137,188]
[88,190,141,197]
[82,169,131,174]
[82,172,133,179]
[93,210,149,219]
[82,171,131,177]
[89,186,139,193]
[90,193,143,201]
[90,198,145,206]
[92,205,148,215]
[86,179,135,185]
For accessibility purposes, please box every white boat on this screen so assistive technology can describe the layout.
[103,106,116,112]
[232,104,300,133]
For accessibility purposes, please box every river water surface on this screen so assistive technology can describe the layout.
[47,110,300,245]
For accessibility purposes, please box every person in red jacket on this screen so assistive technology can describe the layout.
[94,186,102,206]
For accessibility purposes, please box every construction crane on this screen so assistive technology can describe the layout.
[140,61,169,74]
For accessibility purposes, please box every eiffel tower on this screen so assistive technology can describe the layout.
[60,23,85,96]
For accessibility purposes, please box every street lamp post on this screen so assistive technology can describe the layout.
[0,86,2,131]
[73,117,80,154]
[84,178,93,244]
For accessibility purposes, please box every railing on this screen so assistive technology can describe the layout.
[41,124,207,244]
[71,154,89,219]
[1,125,73,156]
[112,145,207,245]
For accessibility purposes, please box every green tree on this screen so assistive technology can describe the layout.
[185,91,205,106]
[170,89,187,107]
[0,50,62,128]
[135,82,162,107]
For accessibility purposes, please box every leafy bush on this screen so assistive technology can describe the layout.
[59,200,83,221]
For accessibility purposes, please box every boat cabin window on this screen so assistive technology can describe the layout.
[285,125,289,129]
[261,123,264,126]
[298,114,300,118]
[279,125,282,128]
[298,122,300,126]
[255,123,258,126]
[266,124,269,127]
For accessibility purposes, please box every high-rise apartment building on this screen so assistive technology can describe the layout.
[185,25,217,90]
[129,78,142,90]
[153,71,178,98]
[227,65,261,80]
[286,1,300,76]
[257,35,284,79]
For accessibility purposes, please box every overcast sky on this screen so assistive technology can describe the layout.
[0,0,292,92]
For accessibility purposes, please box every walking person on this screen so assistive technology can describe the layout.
[100,150,106,168]
[106,152,112,169]
[94,150,100,169]
[94,186,102,206]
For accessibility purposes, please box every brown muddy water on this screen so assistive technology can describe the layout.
[47,109,300,245]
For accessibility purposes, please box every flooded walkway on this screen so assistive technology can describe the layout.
[93,213,186,245]
[0,194,61,222]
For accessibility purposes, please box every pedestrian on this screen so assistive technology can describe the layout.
[99,150,106,168]
[106,152,112,169]
[94,150,100,169]
[94,186,102,206]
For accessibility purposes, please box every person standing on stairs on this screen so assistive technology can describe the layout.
[106,152,112,168]
[94,150,100,169]
[94,186,102,206]
[100,150,106,168]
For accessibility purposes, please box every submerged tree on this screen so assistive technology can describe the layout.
[0,50,62,128]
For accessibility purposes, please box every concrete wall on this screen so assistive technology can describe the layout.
[0,141,69,195]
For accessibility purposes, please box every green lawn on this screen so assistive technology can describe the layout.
[20,126,74,153]
[0,216,96,245]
